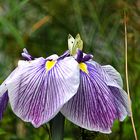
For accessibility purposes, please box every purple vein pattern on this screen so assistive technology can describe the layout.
[61,61,130,133]
[1,56,79,127]
[0,91,8,120]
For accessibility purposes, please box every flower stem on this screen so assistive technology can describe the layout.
[50,113,65,140]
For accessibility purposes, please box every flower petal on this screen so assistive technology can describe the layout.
[61,62,130,133]
[89,61,123,88]
[0,67,20,97]
[21,48,33,60]
[0,92,9,120]
[108,86,131,121]
[46,54,59,61]
[0,84,7,97]
[5,56,79,127]
[0,58,34,96]
[101,65,123,88]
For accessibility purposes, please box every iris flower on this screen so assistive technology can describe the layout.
[0,34,130,133]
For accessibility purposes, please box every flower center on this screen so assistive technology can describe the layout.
[45,61,56,72]
[79,62,88,74]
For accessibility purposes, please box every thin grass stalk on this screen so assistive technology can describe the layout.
[124,10,138,140]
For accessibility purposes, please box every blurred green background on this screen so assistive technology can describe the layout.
[0,0,140,140]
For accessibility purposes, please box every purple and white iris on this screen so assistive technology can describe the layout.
[0,35,130,133]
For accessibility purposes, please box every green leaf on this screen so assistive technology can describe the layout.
[0,17,24,48]
[0,128,6,135]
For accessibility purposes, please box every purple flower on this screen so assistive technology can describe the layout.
[0,35,130,133]
[61,50,130,133]
[0,50,80,127]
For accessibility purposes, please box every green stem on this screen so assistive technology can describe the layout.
[50,113,65,140]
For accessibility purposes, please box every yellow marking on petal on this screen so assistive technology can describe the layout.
[45,61,56,72]
[79,62,88,74]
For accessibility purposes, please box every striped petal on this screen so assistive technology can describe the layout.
[0,92,8,120]
[61,62,130,133]
[0,59,33,97]
[0,68,20,97]
[5,56,79,127]
[89,61,123,88]
[101,65,123,88]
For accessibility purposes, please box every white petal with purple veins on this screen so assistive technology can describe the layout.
[61,62,130,133]
[0,67,20,97]
[101,65,123,88]
[5,56,80,127]
[0,84,7,97]
[88,61,123,89]
[0,59,34,97]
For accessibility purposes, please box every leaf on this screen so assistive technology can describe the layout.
[0,17,24,48]
[0,128,6,135]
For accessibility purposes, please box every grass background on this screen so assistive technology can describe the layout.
[0,0,140,139]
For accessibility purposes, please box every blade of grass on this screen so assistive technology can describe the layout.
[124,10,138,140]
[0,17,24,48]
[7,0,29,17]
